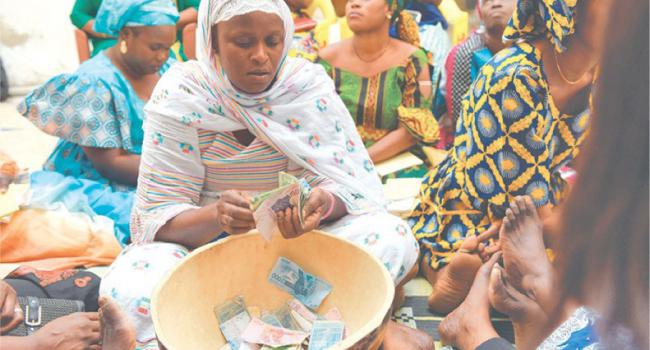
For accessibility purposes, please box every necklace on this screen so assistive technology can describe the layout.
[352,39,390,63]
[553,50,583,85]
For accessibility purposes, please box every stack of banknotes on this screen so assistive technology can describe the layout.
[251,172,312,241]
[215,257,346,350]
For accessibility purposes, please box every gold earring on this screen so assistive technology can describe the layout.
[386,13,392,20]
[120,40,128,54]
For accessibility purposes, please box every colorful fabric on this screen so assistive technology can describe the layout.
[0,207,121,271]
[503,0,579,53]
[538,307,599,349]
[69,0,117,57]
[470,46,493,81]
[147,0,386,216]
[319,49,437,146]
[94,0,180,37]
[104,3,420,347]
[418,22,452,89]
[444,31,487,136]
[408,0,448,29]
[409,42,590,269]
[19,51,173,190]
[28,171,134,246]
[132,120,336,243]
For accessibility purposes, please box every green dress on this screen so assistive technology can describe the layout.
[70,0,200,58]
[70,0,116,57]
[319,49,439,178]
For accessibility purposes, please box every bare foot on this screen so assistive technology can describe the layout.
[438,253,501,350]
[382,320,435,350]
[500,196,555,312]
[427,236,483,314]
[488,264,549,350]
[99,296,136,350]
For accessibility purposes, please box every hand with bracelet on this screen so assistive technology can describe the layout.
[276,188,344,239]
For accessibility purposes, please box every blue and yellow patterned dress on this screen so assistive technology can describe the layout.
[409,41,590,269]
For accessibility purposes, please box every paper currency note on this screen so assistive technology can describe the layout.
[323,308,348,339]
[290,309,313,332]
[274,305,302,331]
[260,345,301,350]
[261,311,285,329]
[307,321,345,350]
[251,173,311,241]
[287,299,319,322]
[215,296,251,349]
[268,257,332,310]
[241,317,309,348]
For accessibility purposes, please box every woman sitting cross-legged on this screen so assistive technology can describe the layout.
[99,0,432,348]
[408,0,608,314]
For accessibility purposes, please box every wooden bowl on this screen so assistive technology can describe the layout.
[152,230,394,350]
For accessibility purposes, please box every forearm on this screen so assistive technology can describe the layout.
[368,127,417,163]
[1,336,39,350]
[81,20,112,39]
[83,147,140,186]
[155,204,222,249]
[176,8,197,31]
[99,154,140,186]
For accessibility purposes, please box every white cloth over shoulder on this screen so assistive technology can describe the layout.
[144,0,386,214]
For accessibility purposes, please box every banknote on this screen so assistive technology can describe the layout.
[251,172,312,241]
[307,321,345,350]
[268,257,332,310]
[323,308,348,339]
[273,305,302,331]
[261,311,285,329]
[290,309,313,332]
[241,317,309,348]
[260,345,302,350]
[215,296,252,349]
[287,299,319,322]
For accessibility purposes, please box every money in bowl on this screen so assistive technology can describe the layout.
[151,230,395,349]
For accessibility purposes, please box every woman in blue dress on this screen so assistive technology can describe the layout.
[17,0,179,245]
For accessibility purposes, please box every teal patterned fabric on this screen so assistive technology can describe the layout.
[19,51,173,190]
[94,0,179,37]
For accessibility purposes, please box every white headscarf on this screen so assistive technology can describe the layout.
[145,0,386,214]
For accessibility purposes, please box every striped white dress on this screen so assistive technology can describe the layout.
[100,115,419,349]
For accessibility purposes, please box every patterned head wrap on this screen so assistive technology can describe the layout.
[503,0,579,53]
[386,0,422,47]
[94,0,179,37]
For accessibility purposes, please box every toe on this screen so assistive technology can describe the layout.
[516,196,528,214]
[509,200,520,216]
[524,196,540,221]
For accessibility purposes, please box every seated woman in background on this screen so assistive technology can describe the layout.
[100,0,431,348]
[70,0,198,60]
[434,0,516,149]
[438,2,647,348]
[409,0,606,315]
[318,0,439,178]
[15,0,178,246]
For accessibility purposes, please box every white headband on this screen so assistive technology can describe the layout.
[212,0,283,24]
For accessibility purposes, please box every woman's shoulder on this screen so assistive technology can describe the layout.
[479,43,545,89]
[318,40,349,66]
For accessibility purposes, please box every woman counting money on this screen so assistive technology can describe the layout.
[99,0,431,348]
